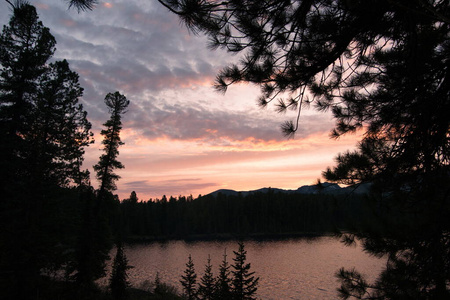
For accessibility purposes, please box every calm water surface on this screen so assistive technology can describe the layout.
[105,236,385,299]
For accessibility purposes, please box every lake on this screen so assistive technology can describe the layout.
[104,236,385,299]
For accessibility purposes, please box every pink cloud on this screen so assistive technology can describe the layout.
[0,1,367,201]
[61,19,76,27]
[102,3,113,9]
[108,130,361,200]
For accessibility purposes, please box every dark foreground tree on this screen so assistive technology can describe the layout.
[198,255,215,300]
[0,2,91,193]
[157,0,450,298]
[94,91,129,197]
[0,2,93,298]
[110,241,132,300]
[231,242,259,300]
[71,187,108,289]
[73,91,129,289]
[40,0,450,297]
[214,250,232,300]
[67,0,97,12]
[180,255,198,300]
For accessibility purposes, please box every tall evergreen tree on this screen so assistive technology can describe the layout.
[155,1,450,198]
[180,254,198,300]
[93,91,129,196]
[231,242,259,300]
[159,1,450,298]
[26,0,450,297]
[74,91,129,289]
[198,255,215,300]
[72,187,105,288]
[0,2,93,298]
[0,1,54,199]
[0,1,92,192]
[215,250,232,300]
[110,241,132,300]
[129,190,138,204]
[33,59,93,186]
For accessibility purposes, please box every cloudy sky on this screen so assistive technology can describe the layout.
[0,0,360,200]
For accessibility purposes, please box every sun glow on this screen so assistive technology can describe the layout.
[107,128,361,200]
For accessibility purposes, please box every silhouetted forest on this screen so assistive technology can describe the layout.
[0,3,129,299]
[155,0,450,297]
[2,0,449,299]
[117,191,383,241]
[0,3,372,298]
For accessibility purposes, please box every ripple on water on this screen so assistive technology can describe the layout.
[101,237,385,299]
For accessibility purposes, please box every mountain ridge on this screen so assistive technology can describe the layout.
[205,182,372,198]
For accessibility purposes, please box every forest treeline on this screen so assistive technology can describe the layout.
[0,3,376,298]
[116,190,384,240]
[2,0,449,299]
[0,3,130,299]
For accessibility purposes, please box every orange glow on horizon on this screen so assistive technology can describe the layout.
[120,127,361,153]
[105,129,362,200]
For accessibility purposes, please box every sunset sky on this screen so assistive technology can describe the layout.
[0,0,360,200]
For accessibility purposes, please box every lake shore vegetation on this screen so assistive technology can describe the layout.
[156,1,450,298]
[1,0,448,299]
[181,242,259,300]
[117,190,395,243]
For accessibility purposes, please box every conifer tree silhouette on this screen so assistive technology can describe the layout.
[198,255,215,300]
[231,242,259,300]
[94,91,129,196]
[180,254,198,300]
[110,241,132,300]
[0,2,92,297]
[215,249,232,300]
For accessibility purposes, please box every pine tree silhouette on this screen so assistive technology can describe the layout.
[181,254,198,300]
[231,242,259,300]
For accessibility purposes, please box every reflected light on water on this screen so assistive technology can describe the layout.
[102,236,385,299]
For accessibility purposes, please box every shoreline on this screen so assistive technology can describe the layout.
[124,231,336,243]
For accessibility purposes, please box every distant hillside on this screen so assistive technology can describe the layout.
[207,182,372,198]
[120,181,378,242]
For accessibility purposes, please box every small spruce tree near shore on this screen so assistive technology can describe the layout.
[198,255,215,300]
[181,254,198,300]
[110,241,132,300]
[231,242,259,300]
[214,250,232,300]
[180,243,259,300]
